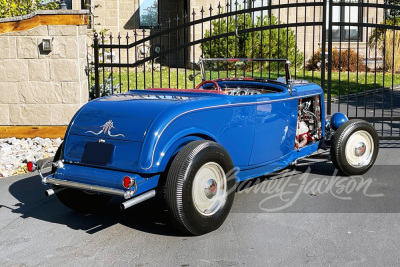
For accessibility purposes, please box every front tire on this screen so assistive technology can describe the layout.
[165,141,236,235]
[331,119,379,176]
[52,143,111,212]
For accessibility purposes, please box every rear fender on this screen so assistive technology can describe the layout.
[140,129,218,172]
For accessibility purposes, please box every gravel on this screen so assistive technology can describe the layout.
[0,137,63,178]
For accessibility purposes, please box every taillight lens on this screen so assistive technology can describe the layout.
[122,176,135,189]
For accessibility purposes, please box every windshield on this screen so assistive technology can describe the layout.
[196,58,291,84]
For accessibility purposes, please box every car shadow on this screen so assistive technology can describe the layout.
[7,172,183,237]
[5,161,346,235]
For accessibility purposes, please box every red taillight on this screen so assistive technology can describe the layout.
[27,161,36,172]
[123,176,134,189]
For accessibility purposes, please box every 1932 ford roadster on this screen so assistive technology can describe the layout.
[28,58,379,235]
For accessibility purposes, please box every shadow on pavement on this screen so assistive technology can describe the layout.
[7,173,183,237]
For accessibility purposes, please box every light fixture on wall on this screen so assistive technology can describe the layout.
[42,39,53,52]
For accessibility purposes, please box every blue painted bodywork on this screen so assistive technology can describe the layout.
[55,79,327,197]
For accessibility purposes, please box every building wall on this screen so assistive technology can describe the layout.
[0,11,89,126]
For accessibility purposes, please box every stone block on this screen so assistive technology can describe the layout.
[47,36,78,59]
[17,37,39,59]
[9,104,52,125]
[0,82,19,104]
[48,25,77,36]
[50,60,79,82]
[0,104,10,125]
[0,60,29,82]
[72,0,81,9]
[79,58,88,81]
[79,35,88,59]
[25,25,48,36]
[51,104,81,125]
[61,82,80,103]
[78,25,90,35]
[108,10,118,19]
[80,79,89,104]
[104,18,118,27]
[105,1,118,10]
[28,60,50,81]
[18,81,62,104]
[0,37,17,59]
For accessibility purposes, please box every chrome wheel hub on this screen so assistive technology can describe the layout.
[345,130,374,168]
[354,142,366,157]
[204,179,218,199]
[192,162,227,216]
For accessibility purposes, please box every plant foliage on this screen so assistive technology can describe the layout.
[0,0,59,18]
[306,48,367,72]
[368,17,400,72]
[201,12,304,70]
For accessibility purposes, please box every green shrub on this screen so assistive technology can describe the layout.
[201,13,304,71]
[0,0,59,19]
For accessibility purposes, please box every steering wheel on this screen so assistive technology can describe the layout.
[195,80,221,91]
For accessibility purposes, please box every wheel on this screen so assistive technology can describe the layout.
[52,143,112,212]
[195,80,221,91]
[165,140,236,235]
[330,119,379,176]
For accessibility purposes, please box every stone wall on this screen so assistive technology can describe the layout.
[0,10,89,126]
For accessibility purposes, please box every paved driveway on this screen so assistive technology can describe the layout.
[0,142,399,266]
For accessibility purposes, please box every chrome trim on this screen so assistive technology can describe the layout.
[143,92,321,169]
[42,175,135,199]
[52,160,64,169]
[120,190,156,210]
[45,187,65,197]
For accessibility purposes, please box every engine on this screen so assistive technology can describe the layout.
[295,96,322,149]
[226,88,261,96]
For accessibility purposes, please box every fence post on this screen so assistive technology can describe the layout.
[327,0,333,115]
[321,0,327,97]
[93,32,100,98]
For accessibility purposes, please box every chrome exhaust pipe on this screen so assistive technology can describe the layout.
[45,187,65,197]
[120,190,156,210]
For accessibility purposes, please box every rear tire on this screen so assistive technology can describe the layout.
[165,140,236,235]
[331,119,379,176]
[52,143,111,212]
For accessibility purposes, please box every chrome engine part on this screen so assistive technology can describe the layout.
[227,88,262,96]
[295,96,322,149]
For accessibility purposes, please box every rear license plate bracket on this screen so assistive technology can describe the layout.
[81,142,114,165]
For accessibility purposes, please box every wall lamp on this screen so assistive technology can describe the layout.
[42,39,53,52]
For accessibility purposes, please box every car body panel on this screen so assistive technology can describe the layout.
[53,59,328,199]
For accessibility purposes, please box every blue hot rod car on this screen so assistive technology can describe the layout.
[28,58,379,235]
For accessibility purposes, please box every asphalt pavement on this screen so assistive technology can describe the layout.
[0,142,399,266]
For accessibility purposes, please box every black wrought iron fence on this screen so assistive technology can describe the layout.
[327,0,400,140]
[90,0,400,140]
